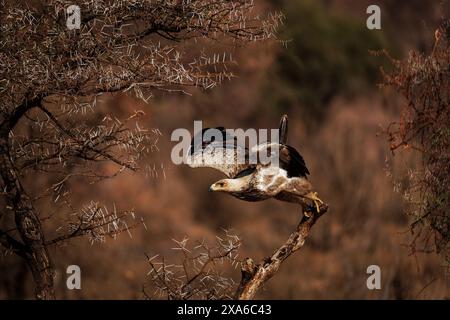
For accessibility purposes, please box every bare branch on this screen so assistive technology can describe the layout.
[144,229,242,300]
[236,204,329,300]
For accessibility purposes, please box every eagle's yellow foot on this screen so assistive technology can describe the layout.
[305,192,324,213]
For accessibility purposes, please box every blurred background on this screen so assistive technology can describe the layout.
[1,0,449,299]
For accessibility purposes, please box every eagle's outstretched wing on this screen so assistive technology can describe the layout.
[279,144,310,178]
[186,116,309,179]
[251,142,310,178]
[186,127,256,178]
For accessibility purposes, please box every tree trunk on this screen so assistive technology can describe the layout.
[0,137,55,299]
[24,248,55,300]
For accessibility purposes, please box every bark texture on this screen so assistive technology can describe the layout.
[236,203,328,300]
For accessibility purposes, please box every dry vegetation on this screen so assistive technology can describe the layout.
[1,0,449,300]
[382,20,450,264]
[0,0,280,299]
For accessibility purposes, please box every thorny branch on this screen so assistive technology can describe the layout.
[47,201,139,246]
[143,229,242,300]
[144,203,328,300]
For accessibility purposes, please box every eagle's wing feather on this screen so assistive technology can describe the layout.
[187,127,255,178]
[279,144,310,178]
[252,142,310,178]
[279,114,288,145]
[187,125,309,178]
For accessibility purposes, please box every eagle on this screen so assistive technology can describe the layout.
[186,115,324,216]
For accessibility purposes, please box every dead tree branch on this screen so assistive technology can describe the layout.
[236,203,329,300]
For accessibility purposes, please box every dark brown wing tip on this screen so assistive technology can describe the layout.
[279,114,288,145]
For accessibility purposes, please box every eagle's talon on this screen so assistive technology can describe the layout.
[305,192,324,213]
[314,202,320,213]
[313,192,324,204]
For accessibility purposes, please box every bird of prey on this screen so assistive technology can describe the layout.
[186,115,324,215]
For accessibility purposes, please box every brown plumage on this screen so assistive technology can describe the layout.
[187,115,323,215]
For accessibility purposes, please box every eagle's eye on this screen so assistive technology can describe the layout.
[217,182,225,187]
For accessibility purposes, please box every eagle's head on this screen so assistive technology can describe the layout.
[209,178,248,193]
[209,179,230,192]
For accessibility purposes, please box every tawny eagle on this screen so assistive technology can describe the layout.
[186,115,323,215]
